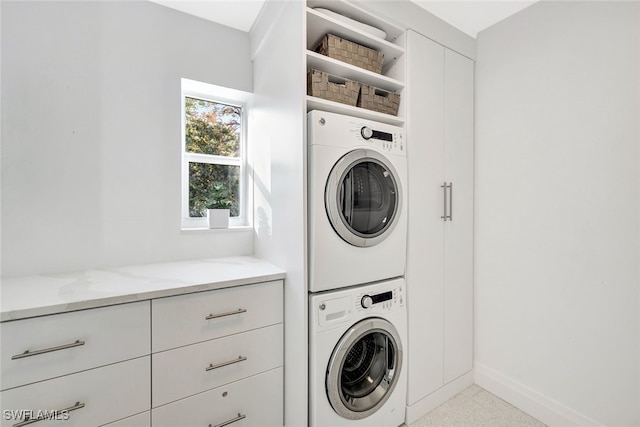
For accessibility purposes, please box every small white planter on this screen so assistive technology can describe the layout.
[207,209,230,229]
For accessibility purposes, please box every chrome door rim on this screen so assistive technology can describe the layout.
[325,149,402,247]
[326,317,403,420]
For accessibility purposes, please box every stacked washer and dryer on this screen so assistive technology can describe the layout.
[307,110,408,427]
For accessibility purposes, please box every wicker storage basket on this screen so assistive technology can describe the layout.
[314,34,383,74]
[357,84,401,116]
[307,69,360,106]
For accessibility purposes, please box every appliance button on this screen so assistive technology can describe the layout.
[361,295,373,309]
[361,126,373,140]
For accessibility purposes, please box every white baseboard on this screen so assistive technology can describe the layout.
[405,371,474,425]
[474,362,603,427]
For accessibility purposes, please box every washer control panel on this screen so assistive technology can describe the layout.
[356,285,404,312]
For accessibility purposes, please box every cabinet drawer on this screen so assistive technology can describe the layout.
[152,324,282,407]
[152,367,282,427]
[0,357,150,427]
[152,281,282,352]
[1,302,150,391]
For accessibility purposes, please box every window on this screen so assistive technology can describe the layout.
[181,79,251,229]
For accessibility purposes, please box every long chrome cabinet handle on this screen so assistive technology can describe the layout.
[11,340,85,360]
[441,182,448,221]
[448,182,453,221]
[205,308,247,320]
[13,401,85,427]
[206,356,247,372]
[209,413,246,427]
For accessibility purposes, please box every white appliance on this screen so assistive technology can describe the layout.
[309,278,407,427]
[308,110,407,292]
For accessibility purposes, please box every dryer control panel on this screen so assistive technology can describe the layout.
[308,110,405,156]
[359,125,404,155]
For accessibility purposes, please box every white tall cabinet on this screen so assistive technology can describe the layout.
[405,29,474,423]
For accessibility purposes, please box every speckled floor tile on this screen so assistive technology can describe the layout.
[408,385,547,427]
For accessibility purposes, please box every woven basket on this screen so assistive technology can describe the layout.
[357,84,401,116]
[307,69,360,106]
[314,34,383,74]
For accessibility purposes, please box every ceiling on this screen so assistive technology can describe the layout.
[150,0,539,39]
[410,1,538,38]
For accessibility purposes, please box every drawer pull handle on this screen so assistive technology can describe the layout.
[205,308,247,320]
[11,340,85,360]
[206,356,247,372]
[13,401,85,427]
[209,413,246,427]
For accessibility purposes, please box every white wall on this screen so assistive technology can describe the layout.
[475,1,639,426]
[354,0,475,60]
[250,2,307,426]
[1,1,254,277]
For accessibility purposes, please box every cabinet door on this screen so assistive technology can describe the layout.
[405,30,445,405]
[443,48,474,383]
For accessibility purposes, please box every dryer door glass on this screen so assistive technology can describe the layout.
[326,318,403,420]
[326,149,401,247]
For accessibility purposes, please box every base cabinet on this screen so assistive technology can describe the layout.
[405,29,474,418]
[1,280,284,427]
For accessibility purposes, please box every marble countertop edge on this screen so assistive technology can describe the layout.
[1,256,286,322]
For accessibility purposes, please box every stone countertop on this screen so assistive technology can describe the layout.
[0,256,285,322]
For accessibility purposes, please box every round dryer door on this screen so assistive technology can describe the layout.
[326,318,403,420]
[325,149,402,247]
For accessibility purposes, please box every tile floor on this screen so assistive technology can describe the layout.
[408,385,547,427]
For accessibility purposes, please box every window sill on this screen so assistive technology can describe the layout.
[181,225,253,233]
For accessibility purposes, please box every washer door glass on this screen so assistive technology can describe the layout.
[325,149,401,247]
[326,318,403,420]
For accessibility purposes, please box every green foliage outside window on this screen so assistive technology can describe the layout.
[185,97,241,217]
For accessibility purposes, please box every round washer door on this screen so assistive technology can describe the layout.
[326,317,403,420]
[325,149,402,247]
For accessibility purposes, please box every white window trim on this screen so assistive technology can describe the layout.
[181,78,252,230]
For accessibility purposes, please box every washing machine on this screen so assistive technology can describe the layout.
[309,278,407,427]
[308,110,407,293]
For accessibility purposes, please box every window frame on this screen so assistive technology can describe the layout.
[181,78,251,230]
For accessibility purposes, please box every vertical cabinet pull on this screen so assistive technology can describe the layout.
[441,182,453,221]
[209,413,246,427]
[441,182,448,221]
[13,401,85,427]
[448,182,453,221]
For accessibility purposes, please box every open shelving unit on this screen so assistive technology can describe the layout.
[305,1,406,125]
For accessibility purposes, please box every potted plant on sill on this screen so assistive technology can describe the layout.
[205,183,232,229]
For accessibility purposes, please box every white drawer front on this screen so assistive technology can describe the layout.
[152,368,283,427]
[102,411,149,427]
[0,357,150,427]
[1,302,150,391]
[152,324,282,407]
[152,281,283,352]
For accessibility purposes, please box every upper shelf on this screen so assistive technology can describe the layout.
[306,51,404,93]
[307,0,405,43]
[306,8,405,65]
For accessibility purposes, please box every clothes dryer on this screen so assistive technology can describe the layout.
[308,110,407,292]
[309,278,407,427]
